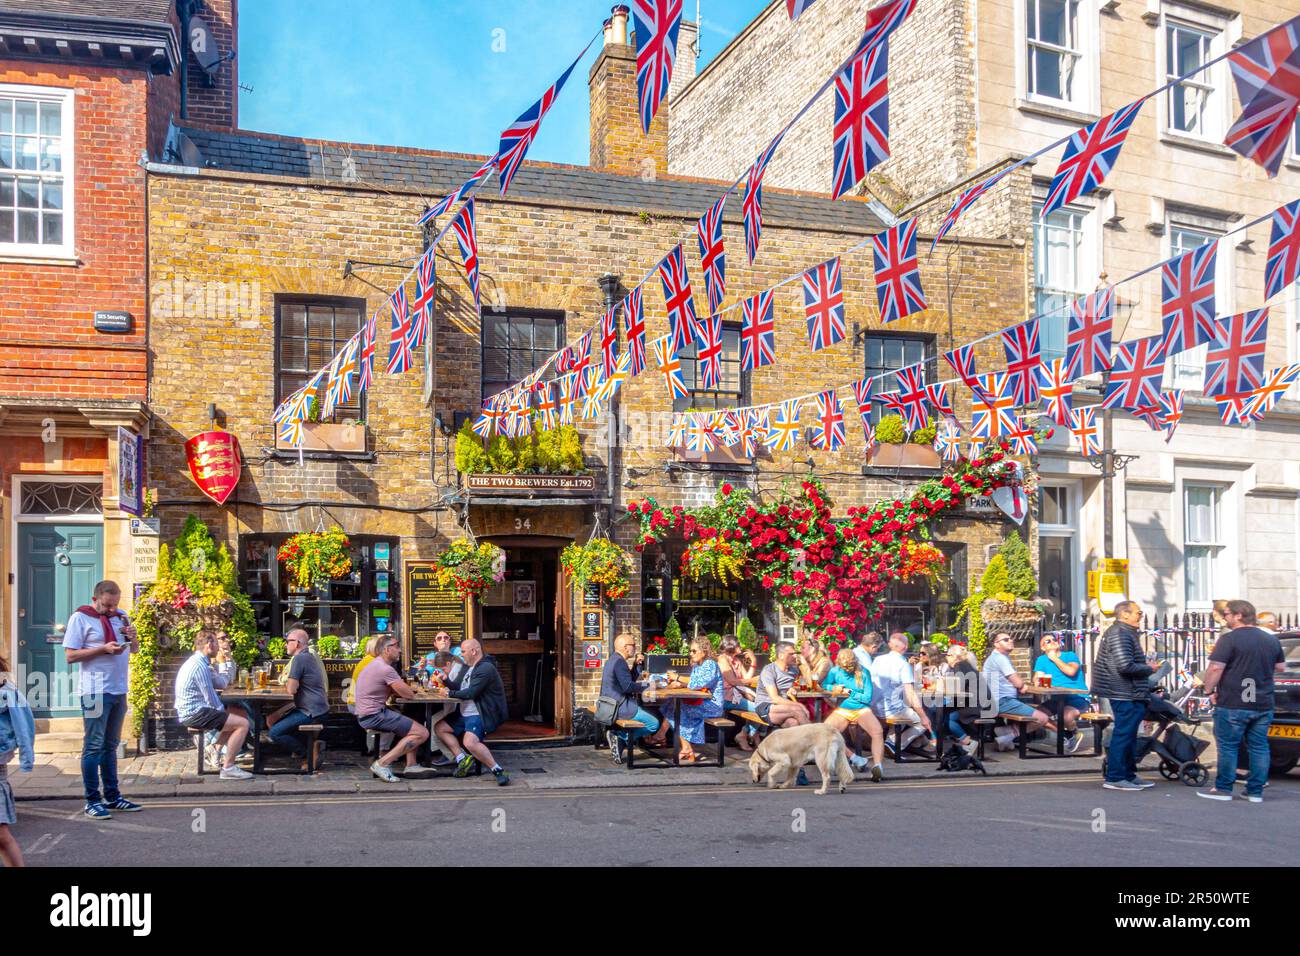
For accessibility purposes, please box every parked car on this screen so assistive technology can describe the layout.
[1263,633,1300,775]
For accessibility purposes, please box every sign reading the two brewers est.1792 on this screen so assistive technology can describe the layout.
[464,474,596,495]
[406,561,467,658]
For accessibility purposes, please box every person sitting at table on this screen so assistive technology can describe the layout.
[433,638,510,786]
[982,632,1051,749]
[601,634,669,763]
[433,631,464,660]
[174,631,253,780]
[939,642,982,755]
[871,632,936,756]
[206,630,255,762]
[346,636,381,713]
[1032,634,1090,754]
[853,631,883,671]
[659,636,725,764]
[717,636,760,752]
[355,635,427,782]
[754,641,808,730]
[798,637,831,687]
[823,648,885,781]
[265,627,332,772]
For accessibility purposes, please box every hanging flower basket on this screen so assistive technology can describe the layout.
[680,536,747,585]
[434,539,506,601]
[561,538,634,601]
[278,527,353,590]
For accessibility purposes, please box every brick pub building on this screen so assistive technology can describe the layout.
[138,4,1032,744]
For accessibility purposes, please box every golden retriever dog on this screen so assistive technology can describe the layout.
[748,723,855,795]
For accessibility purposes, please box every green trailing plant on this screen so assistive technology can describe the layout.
[999,531,1038,599]
[317,635,342,658]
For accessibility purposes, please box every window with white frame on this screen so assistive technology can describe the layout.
[1183,483,1222,608]
[1165,220,1231,391]
[1163,16,1226,140]
[1025,0,1084,105]
[0,86,73,255]
[1033,199,1096,364]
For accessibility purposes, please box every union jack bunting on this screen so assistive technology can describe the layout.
[1215,391,1261,427]
[1160,243,1218,356]
[850,377,874,436]
[685,412,717,453]
[1069,406,1101,456]
[582,364,604,403]
[570,363,591,401]
[472,400,502,439]
[580,383,604,422]
[1000,317,1042,406]
[1205,308,1269,398]
[557,372,579,425]
[894,364,930,433]
[407,246,436,353]
[871,216,926,323]
[1042,99,1145,216]
[632,0,684,134]
[1102,334,1167,411]
[786,0,817,19]
[1223,15,1300,177]
[859,0,918,53]
[651,333,689,400]
[802,257,846,352]
[831,39,889,199]
[275,368,326,426]
[742,132,784,263]
[1155,389,1184,443]
[450,199,482,314]
[666,414,688,449]
[934,421,962,463]
[323,334,359,417]
[970,371,1019,439]
[1036,357,1075,427]
[874,390,907,419]
[930,167,1010,253]
[1266,199,1300,302]
[566,329,592,378]
[417,153,497,227]
[966,435,987,460]
[1006,416,1038,456]
[508,391,533,437]
[1245,364,1300,419]
[497,45,587,196]
[740,288,777,371]
[599,306,619,378]
[535,382,558,432]
[696,195,728,314]
[944,344,979,388]
[715,410,743,448]
[358,311,378,392]
[924,383,954,421]
[764,399,803,452]
[277,418,305,446]
[622,286,647,376]
[1065,286,1114,379]
[739,409,765,458]
[698,314,724,389]
[808,390,847,451]
[386,285,414,375]
[658,244,702,353]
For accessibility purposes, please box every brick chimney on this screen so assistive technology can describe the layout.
[184,0,238,129]
[589,4,668,178]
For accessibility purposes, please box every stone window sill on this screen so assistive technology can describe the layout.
[1015,97,1099,128]
[1160,131,1236,159]
[0,252,80,267]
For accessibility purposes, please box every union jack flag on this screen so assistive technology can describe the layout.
[764,399,803,452]
[743,132,784,264]
[471,400,502,439]
[740,288,776,371]
[557,372,579,425]
[696,195,727,314]
[583,363,604,402]
[970,371,1018,439]
[509,390,533,437]
[1065,286,1114,380]
[1006,416,1038,456]
[1205,308,1269,398]
[874,390,908,420]
[450,199,481,314]
[1266,199,1300,302]
[323,334,359,416]
[417,154,497,227]
[930,167,1010,253]
[595,351,632,406]
[1155,389,1184,443]
[831,39,889,200]
[535,382,558,432]
[685,412,717,453]
[859,0,918,53]
[1160,243,1218,356]
[1036,357,1074,427]
[739,409,765,458]
[924,382,954,421]
[1245,363,1300,419]
[1223,15,1300,177]
[1069,406,1100,456]
[568,329,593,379]
[633,0,684,134]
[666,414,688,449]
[803,257,846,352]
[622,285,647,376]
[1102,334,1167,411]
[1215,391,1261,427]
[786,0,817,19]
[871,216,926,323]
[407,246,436,353]
[934,421,962,463]
[1042,100,1145,216]
[1001,317,1042,405]
[714,410,742,448]
[581,381,605,422]
[386,285,414,375]
[651,333,688,400]
[658,244,701,353]
[944,344,979,388]
[599,306,619,378]
[277,417,305,446]
[698,314,724,389]
[808,390,846,451]
[850,377,874,436]
[497,46,586,196]
[358,311,378,392]
[894,363,930,433]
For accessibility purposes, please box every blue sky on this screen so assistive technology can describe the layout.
[238,1,771,163]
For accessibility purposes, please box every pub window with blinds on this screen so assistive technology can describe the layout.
[276,296,366,422]
[482,310,565,404]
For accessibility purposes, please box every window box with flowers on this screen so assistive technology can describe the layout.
[866,415,940,470]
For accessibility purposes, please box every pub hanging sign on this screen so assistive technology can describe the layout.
[184,430,242,505]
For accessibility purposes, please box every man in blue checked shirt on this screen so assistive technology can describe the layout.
[174,630,253,780]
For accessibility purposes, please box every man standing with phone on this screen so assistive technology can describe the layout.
[62,580,144,819]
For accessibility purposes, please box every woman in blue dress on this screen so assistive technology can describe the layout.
[662,636,725,763]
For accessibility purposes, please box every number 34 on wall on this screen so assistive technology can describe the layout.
[514,518,531,531]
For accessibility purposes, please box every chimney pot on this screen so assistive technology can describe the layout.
[603,17,613,45]
[611,5,629,45]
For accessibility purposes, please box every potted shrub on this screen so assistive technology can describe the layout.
[867,415,941,469]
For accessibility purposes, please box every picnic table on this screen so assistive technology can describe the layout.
[392,688,459,767]
[792,688,844,723]
[638,687,724,768]
[1018,684,1090,758]
[218,687,294,774]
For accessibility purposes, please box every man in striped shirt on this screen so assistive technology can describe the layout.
[174,631,253,780]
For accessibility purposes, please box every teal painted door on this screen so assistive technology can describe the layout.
[17,524,102,717]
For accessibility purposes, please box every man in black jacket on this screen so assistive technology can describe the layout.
[1093,600,1156,791]
[433,638,510,786]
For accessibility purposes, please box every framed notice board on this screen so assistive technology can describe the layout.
[578,581,603,646]
[406,561,468,658]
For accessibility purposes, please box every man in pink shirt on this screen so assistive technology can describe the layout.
[355,635,427,782]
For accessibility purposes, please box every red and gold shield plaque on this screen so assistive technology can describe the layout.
[184,430,242,505]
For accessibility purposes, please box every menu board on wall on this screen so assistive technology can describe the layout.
[579,581,603,644]
[406,561,467,657]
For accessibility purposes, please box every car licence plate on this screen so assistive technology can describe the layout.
[1267,724,1300,739]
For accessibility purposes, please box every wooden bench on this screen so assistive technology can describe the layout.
[1079,711,1113,756]
[704,717,736,768]
[300,724,325,773]
[997,713,1039,759]
[972,717,997,761]
[885,716,938,763]
[187,727,218,776]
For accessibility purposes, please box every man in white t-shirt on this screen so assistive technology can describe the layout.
[982,632,1050,747]
[870,633,933,754]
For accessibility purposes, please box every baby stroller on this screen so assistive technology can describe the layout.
[1103,688,1210,786]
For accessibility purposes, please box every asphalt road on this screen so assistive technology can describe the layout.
[10,772,1298,867]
